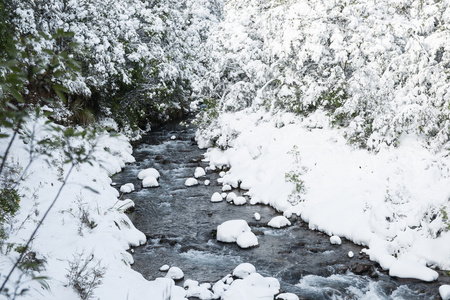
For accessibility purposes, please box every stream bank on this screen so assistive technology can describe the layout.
[112,119,448,299]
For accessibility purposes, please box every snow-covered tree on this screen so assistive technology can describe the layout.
[197,0,450,151]
[3,0,222,130]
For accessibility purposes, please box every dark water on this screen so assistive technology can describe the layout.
[112,119,449,299]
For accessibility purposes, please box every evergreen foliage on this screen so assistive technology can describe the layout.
[3,0,222,131]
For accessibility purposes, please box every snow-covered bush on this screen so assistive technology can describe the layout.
[66,251,106,300]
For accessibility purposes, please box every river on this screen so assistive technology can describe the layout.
[112,118,448,299]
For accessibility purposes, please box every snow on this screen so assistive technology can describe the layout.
[114,199,135,213]
[440,285,450,300]
[159,264,170,272]
[5,0,450,297]
[201,107,450,283]
[389,258,439,282]
[222,184,232,191]
[233,196,247,205]
[226,192,237,202]
[254,212,261,221]
[194,166,206,178]
[236,231,259,248]
[330,235,342,245]
[348,251,354,258]
[204,180,210,186]
[138,167,160,180]
[0,116,176,300]
[185,177,199,186]
[120,182,135,193]
[165,267,184,280]
[211,192,223,203]
[276,293,299,300]
[233,263,256,279]
[222,273,279,300]
[268,216,291,228]
[142,176,159,188]
[184,280,214,299]
[217,220,251,243]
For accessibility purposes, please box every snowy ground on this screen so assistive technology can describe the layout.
[0,117,175,300]
[198,108,450,287]
[2,110,450,299]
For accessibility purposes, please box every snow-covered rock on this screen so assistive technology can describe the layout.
[440,285,450,300]
[142,176,159,188]
[226,192,237,202]
[204,180,210,186]
[194,167,206,178]
[348,251,354,258]
[254,212,261,221]
[222,184,232,191]
[389,258,439,282]
[138,167,160,180]
[330,235,342,245]
[236,232,258,248]
[222,273,279,300]
[166,267,184,280]
[159,264,170,272]
[185,178,199,186]
[268,216,291,228]
[217,220,251,243]
[276,293,300,300]
[212,280,228,298]
[233,196,247,205]
[120,183,135,193]
[211,192,223,203]
[232,263,256,279]
[184,280,214,300]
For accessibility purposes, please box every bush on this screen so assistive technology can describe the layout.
[0,188,20,239]
[66,252,106,300]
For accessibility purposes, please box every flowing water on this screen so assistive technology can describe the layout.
[112,119,449,299]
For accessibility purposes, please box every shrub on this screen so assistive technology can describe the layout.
[66,252,106,300]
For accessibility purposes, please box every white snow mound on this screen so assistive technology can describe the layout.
[268,216,291,228]
[222,273,279,300]
[194,167,206,178]
[166,267,184,280]
[233,196,247,205]
[211,192,223,203]
[120,183,134,193]
[138,167,160,180]
[232,263,256,279]
[276,293,299,300]
[440,285,450,300]
[330,235,342,245]
[217,220,251,243]
[159,264,170,272]
[236,232,258,249]
[389,258,439,282]
[185,178,199,186]
[226,192,237,202]
[142,176,159,188]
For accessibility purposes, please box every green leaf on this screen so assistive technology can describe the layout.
[2,85,23,102]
